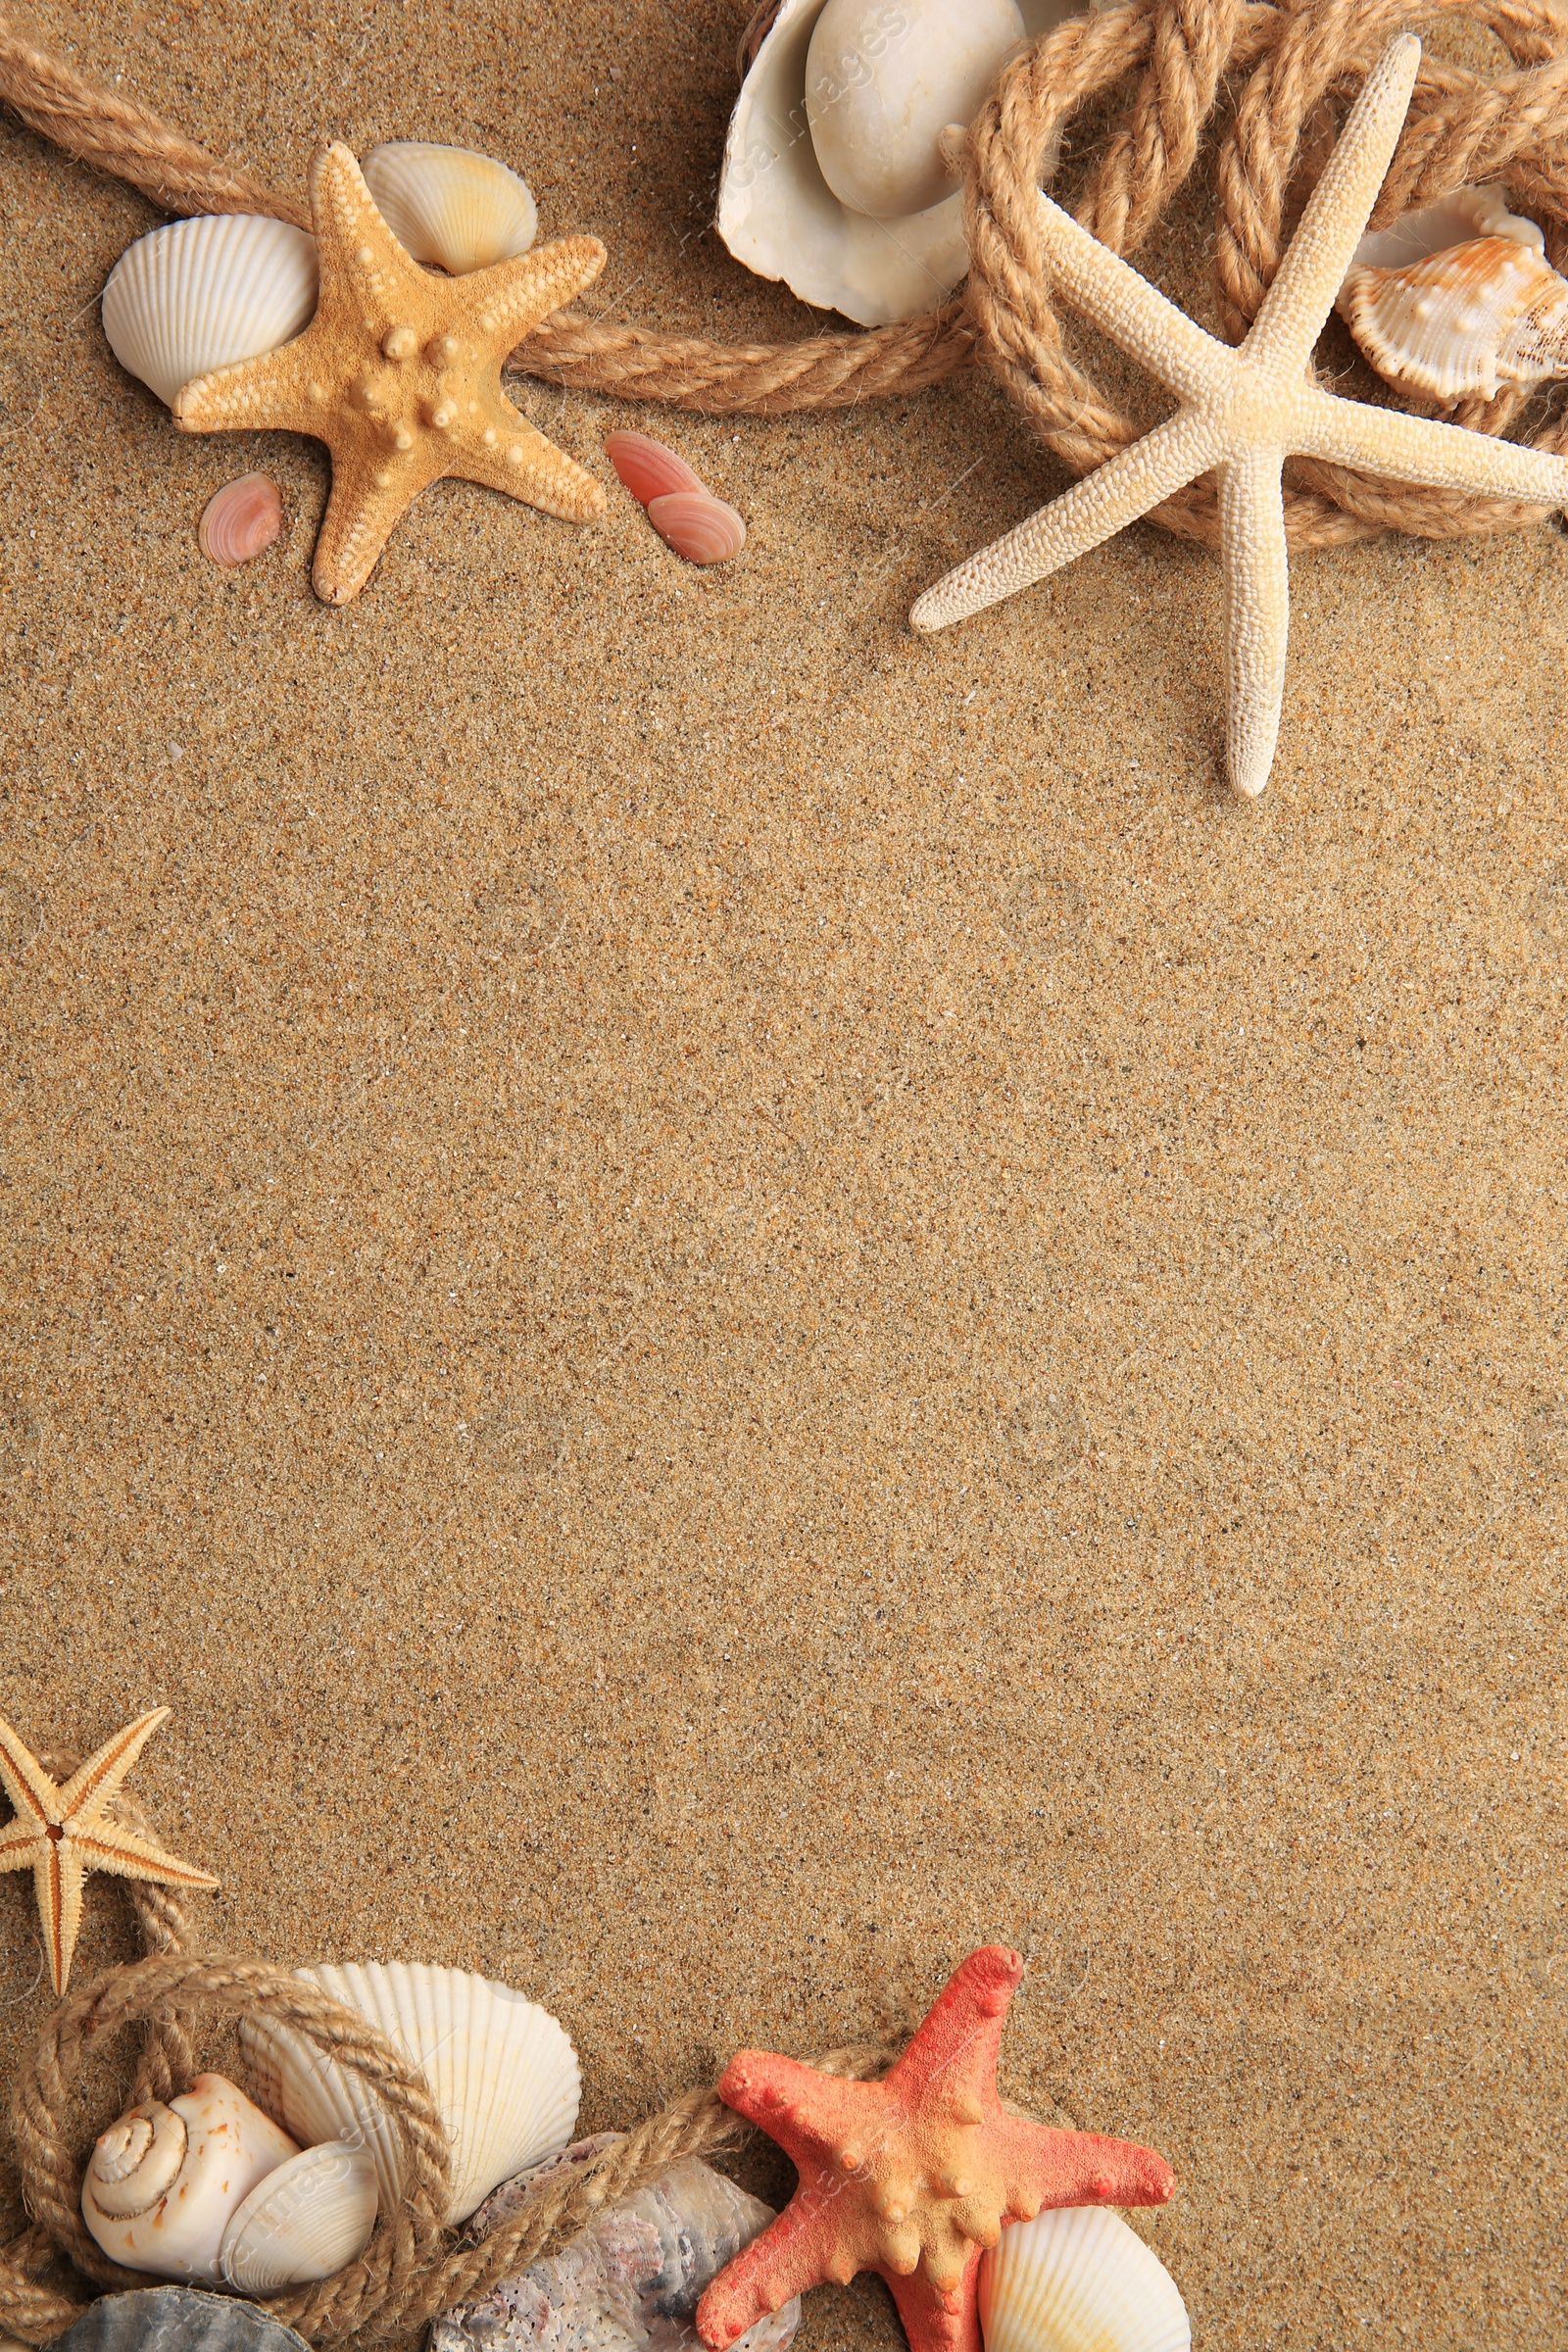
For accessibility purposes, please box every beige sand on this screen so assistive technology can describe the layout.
[0,4,1564,2347]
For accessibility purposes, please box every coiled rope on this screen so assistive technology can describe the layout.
[0,1748,888,2344]
[6,2,1568,536]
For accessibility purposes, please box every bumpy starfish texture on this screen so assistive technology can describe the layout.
[912,35,1568,797]
[0,1707,218,1994]
[696,1944,1173,2352]
[175,144,607,605]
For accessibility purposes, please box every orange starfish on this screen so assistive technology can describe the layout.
[0,1708,219,1994]
[696,1943,1174,2352]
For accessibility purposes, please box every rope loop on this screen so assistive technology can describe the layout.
[7,2,1568,530]
[4,1952,453,2344]
[965,0,1568,546]
[0,1746,895,2345]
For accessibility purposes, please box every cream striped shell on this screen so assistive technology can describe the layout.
[361,143,537,274]
[218,2139,378,2292]
[102,215,318,409]
[978,2205,1190,2352]
[239,1962,580,2226]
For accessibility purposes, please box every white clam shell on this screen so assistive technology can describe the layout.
[219,2138,378,2292]
[978,2205,1190,2352]
[239,1962,580,2226]
[81,2073,300,2285]
[716,0,1076,325]
[361,143,537,274]
[1339,234,1568,404]
[102,214,318,410]
[806,0,1025,220]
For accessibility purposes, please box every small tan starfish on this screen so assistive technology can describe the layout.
[175,143,608,606]
[0,1707,219,1994]
[912,35,1568,797]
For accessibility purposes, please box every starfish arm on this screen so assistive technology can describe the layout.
[0,1822,45,1869]
[450,411,606,522]
[697,2206,848,2347]
[1217,447,1291,799]
[890,1942,1023,2115]
[311,455,444,607]
[1296,383,1568,506]
[910,408,1220,632]
[1034,197,1226,405]
[33,1846,80,1997]
[69,1821,219,1889]
[0,1716,61,1831]
[58,1705,172,1826]
[1002,2116,1177,2214]
[717,2048,873,2168]
[466,237,607,358]
[174,330,327,439]
[885,2255,983,2352]
[1247,35,1420,378]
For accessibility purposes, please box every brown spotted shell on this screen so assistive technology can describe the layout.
[1339,234,1568,404]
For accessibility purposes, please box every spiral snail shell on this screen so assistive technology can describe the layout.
[79,2072,379,2290]
[82,2074,299,2284]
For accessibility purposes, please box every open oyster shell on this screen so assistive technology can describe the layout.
[716,0,1079,326]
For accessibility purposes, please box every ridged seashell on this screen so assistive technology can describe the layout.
[1339,235,1568,404]
[605,429,708,505]
[240,1962,579,2225]
[81,2073,300,2285]
[218,2138,378,2292]
[647,490,747,564]
[464,2132,621,2243]
[199,472,284,565]
[102,215,318,409]
[1346,182,1544,275]
[361,143,537,274]
[717,0,1077,326]
[432,2155,801,2352]
[44,2287,312,2352]
[978,2205,1190,2352]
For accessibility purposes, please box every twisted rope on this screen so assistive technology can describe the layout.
[0,1745,895,2344]
[9,3,1568,524]
[10,3,1568,523]
[0,1937,889,2347]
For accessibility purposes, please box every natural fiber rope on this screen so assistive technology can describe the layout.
[0,1749,895,2344]
[8,2,1568,527]
[10,2,1568,523]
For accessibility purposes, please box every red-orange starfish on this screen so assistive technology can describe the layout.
[696,1943,1174,2352]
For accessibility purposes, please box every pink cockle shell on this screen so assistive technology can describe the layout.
[604,429,707,505]
[199,471,284,565]
[646,490,747,564]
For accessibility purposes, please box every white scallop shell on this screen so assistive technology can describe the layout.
[102,214,318,410]
[239,1962,580,2226]
[219,2138,378,2292]
[978,2206,1190,2352]
[361,143,537,274]
[716,0,1077,326]
[81,2073,300,2285]
[1339,234,1568,404]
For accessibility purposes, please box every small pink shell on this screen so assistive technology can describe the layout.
[646,490,747,565]
[604,429,707,505]
[199,471,284,565]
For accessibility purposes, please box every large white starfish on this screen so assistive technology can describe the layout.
[912,35,1568,797]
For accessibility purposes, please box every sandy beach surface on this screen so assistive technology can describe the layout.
[0,4,1563,2346]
